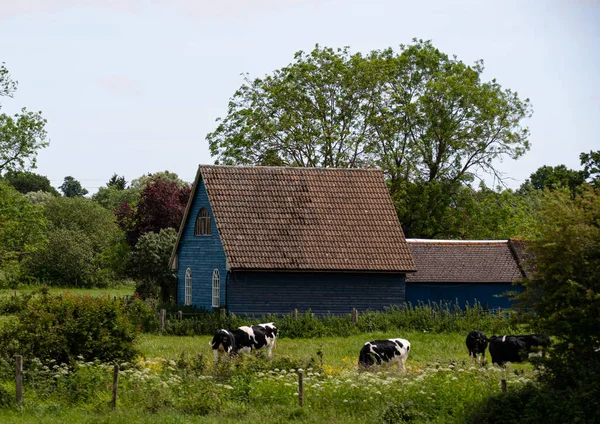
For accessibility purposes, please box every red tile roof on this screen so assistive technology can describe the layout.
[406,239,524,283]
[198,165,416,272]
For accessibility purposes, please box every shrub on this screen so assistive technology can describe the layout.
[0,292,139,363]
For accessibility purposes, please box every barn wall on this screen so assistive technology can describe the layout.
[405,283,524,310]
[227,271,406,315]
[176,178,227,310]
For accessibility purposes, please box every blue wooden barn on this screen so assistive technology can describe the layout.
[405,239,527,310]
[169,165,416,315]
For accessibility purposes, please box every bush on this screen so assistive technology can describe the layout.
[0,292,139,363]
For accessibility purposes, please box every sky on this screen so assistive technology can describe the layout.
[0,0,598,194]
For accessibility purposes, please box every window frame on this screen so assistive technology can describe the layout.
[194,208,212,236]
[185,268,192,306]
[212,269,220,308]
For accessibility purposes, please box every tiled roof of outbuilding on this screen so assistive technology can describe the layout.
[406,239,525,283]
[196,165,416,272]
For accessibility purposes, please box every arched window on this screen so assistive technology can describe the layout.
[185,268,192,306]
[212,269,220,308]
[194,208,212,236]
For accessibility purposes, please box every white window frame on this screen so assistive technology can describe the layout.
[212,269,220,308]
[185,268,192,306]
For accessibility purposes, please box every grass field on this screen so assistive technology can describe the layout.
[0,331,535,423]
[0,284,135,299]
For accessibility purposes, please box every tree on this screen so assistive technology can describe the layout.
[515,186,600,419]
[116,174,190,246]
[59,175,88,197]
[130,228,177,302]
[207,41,532,237]
[27,196,129,286]
[106,173,127,190]
[0,63,48,173]
[92,185,138,211]
[2,170,59,195]
[521,164,587,192]
[580,150,600,184]
[0,181,47,285]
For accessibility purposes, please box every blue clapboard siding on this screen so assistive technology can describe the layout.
[227,271,406,315]
[176,178,227,310]
[405,283,524,310]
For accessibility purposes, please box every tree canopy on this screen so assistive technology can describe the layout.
[0,63,48,173]
[60,175,88,198]
[2,170,59,195]
[207,40,532,237]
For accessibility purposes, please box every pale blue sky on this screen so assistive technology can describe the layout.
[0,0,598,193]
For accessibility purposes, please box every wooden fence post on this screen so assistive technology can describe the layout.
[112,364,119,409]
[160,309,166,332]
[15,355,22,405]
[351,308,358,324]
[220,308,227,319]
[298,370,304,407]
[294,308,299,319]
[501,379,507,392]
[178,310,183,321]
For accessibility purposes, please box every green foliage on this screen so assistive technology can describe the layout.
[59,176,88,198]
[26,196,129,286]
[0,63,48,173]
[161,302,513,338]
[207,41,532,238]
[91,185,138,211]
[0,292,139,363]
[2,170,59,195]
[24,190,55,204]
[580,149,600,184]
[130,228,177,301]
[106,173,127,190]
[0,181,47,285]
[499,185,600,422]
[522,164,587,192]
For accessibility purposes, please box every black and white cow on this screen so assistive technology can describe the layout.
[466,330,489,363]
[211,322,278,360]
[358,338,411,372]
[489,334,550,366]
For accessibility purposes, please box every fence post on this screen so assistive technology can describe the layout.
[220,308,227,319]
[351,308,358,324]
[294,308,299,319]
[298,369,304,407]
[160,309,166,332]
[178,310,183,321]
[15,355,22,405]
[112,364,119,409]
[501,379,507,392]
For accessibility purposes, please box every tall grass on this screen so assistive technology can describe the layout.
[160,301,516,338]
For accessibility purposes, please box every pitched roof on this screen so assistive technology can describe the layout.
[178,165,416,272]
[405,239,524,283]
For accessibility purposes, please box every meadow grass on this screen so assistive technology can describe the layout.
[0,284,135,299]
[0,332,535,423]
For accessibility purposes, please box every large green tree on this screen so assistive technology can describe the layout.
[0,181,47,285]
[207,41,532,237]
[130,228,177,302]
[59,175,88,197]
[27,196,128,286]
[512,185,600,420]
[0,63,48,173]
[3,170,59,195]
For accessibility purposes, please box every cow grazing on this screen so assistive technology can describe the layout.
[358,338,411,372]
[466,331,489,363]
[489,334,550,366]
[211,322,278,360]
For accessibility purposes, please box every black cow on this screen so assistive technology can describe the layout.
[466,331,489,363]
[489,334,550,366]
[358,338,411,372]
[211,322,278,360]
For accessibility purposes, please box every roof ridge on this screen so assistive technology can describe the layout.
[199,164,382,172]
